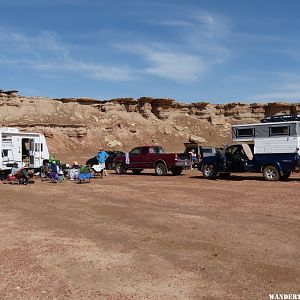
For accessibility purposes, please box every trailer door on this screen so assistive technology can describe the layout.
[29,139,35,168]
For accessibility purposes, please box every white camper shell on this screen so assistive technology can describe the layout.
[0,127,49,171]
[232,121,300,155]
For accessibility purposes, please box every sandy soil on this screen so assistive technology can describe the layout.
[0,170,299,299]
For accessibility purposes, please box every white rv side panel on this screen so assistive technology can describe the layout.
[254,137,300,154]
[0,132,2,169]
[0,128,50,171]
[40,135,49,161]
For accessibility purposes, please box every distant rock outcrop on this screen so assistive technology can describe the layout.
[1,89,300,159]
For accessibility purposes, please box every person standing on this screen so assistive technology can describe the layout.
[189,149,197,169]
[97,148,108,177]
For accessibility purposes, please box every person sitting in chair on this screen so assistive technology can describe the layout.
[7,162,19,181]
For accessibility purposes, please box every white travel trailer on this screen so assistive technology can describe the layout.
[232,120,300,155]
[0,127,49,172]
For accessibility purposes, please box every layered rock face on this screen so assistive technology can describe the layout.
[1,90,299,160]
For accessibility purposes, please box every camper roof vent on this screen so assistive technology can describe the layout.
[0,127,19,133]
[260,115,300,123]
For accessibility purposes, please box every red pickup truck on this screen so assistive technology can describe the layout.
[114,146,191,176]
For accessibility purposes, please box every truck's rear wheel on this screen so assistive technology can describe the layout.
[132,169,143,175]
[155,163,167,176]
[115,163,126,175]
[171,167,183,175]
[263,165,280,181]
[202,164,217,179]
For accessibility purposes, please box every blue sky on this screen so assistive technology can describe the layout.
[1,0,300,103]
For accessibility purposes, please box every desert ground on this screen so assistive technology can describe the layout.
[0,170,299,299]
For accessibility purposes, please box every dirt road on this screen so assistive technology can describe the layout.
[0,170,299,299]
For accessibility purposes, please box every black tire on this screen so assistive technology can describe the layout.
[281,171,291,180]
[219,172,231,179]
[132,169,143,175]
[202,164,217,179]
[263,165,280,181]
[171,167,183,176]
[115,163,126,175]
[155,162,167,176]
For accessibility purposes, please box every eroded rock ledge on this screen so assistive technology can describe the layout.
[1,90,299,124]
[53,97,300,123]
[1,90,299,155]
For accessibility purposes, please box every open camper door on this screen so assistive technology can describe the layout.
[21,137,35,168]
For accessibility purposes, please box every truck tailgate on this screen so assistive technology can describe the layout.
[175,153,191,168]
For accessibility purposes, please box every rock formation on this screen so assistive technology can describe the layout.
[1,89,299,160]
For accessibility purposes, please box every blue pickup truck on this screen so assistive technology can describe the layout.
[198,143,300,181]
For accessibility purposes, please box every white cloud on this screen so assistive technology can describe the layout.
[250,79,300,102]
[116,44,208,81]
[0,56,136,81]
[113,9,231,82]
[251,91,300,101]
[0,7,231,84]
[34,59,136,81]
[144,51,207,81]
[0,29,68,58]
[0,28,135,81]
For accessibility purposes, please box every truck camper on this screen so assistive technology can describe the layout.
[199,115,300,181]
[0,127,49,175]
[232,119,300,154]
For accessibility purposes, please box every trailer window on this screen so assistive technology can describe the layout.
[269,126,289,136]
[2,136,12,142]
[41,143,43,152]
[35,143,40,152]
[2,150,8,157]
[236,128,255,138]
[2,149,13,160]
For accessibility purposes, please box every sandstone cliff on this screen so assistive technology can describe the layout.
[1,90,299,160]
